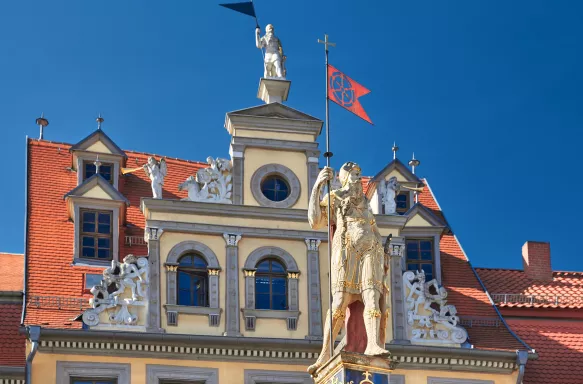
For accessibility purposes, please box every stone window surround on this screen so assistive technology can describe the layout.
[74,151,122,190]
[250,163,301,209]
[56,361,130,384]
[146,364,218,384]
[242,246,301,331]
[427,378,493,384]
[400,228,442,284]
[164,240,222,327]
[244,369,312,384]
[71,200,121,268]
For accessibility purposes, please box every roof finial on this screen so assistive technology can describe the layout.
[96,114,104,130]
[409,152,420,174]
[392,141,399,160]
[94,155,102,174]
[35,113,49,140]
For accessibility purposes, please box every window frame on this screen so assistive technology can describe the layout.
[56,362,130,384]
[250,164,301,209]
[255,258,288,311]
[83,160,115,184]
[400,228,443,284]
[405,238,435,282]
[260,175,291,202]
[70,378,118,384]
[79,208,113,261]
[395,191,410,215]
[74,152,121,189]
[146,365,218,384]
[177,254,210,308]
[83,273,103,294]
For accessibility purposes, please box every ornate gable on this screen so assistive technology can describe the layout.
[69,129,127,157]
[404,203,448,229]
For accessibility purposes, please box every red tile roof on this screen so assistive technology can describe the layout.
[0,253,23,291]
[25,139,205,327]
[476,268,583,308]
[0,303,25,366]
[506,320,583,384]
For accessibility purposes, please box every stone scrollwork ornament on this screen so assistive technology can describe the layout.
[179,157,233,204]
[403,270,468,345]
[82,255,149,328]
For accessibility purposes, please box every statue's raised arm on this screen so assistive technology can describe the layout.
[308,166,333,230]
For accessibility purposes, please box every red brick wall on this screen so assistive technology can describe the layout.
[522,241,552,281]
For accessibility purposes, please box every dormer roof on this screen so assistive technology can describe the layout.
[69,129,127,158]
[64,174,129,204]
[372,158,422,183]
[403,203,448,229]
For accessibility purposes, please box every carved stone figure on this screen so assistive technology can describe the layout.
[144,157,167,199]
[179,157,232,204]
[82,255,149,327]
[255,24,286,78]
[307,162,391,375]
[403,270,468,345]
[379,176,400,215]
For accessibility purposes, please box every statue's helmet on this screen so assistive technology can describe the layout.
[266,24,274,33]
[338,161,361,187]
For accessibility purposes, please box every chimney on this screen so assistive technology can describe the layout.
[522,241,552,281]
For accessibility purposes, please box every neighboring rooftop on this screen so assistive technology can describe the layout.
[0,253,24,292]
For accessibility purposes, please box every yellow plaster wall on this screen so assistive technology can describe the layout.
[234,128,314,142]
[386,169,408,182]
[149,211,320,232]
[85,140,113,154]
[405,214,433,227]
[238,237,310,338]
[31,351,518,384]
[81,184,113,200]
[243,148,308,209]
[159,232,226,335]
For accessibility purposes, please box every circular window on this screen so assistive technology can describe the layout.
[261,176,290,202]
[251,164,301,208]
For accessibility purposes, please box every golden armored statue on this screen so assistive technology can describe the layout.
[307,162,390,375]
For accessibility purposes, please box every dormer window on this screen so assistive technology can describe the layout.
[80,209,113,260]
[83,160,114,184]
[396,191,409,215]
[406,239,434,281]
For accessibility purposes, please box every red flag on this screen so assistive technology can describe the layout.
[327,64,373,124]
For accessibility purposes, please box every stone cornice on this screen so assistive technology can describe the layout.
[30,328,533,374]
[0,291,23,304]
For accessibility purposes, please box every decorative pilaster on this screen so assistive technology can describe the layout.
[306,151,320,195]
[389,236,409,344]
[305,238,323,340]
[145,227,164,333]
[230,144,244,205]
[164,263,179,311]
[223,233,242,336]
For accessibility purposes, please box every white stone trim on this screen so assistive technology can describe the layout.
[56,361,130,384]
[146,364,218,384]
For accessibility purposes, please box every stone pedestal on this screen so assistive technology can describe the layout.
[312,351,396,384]
[257,77,291,104]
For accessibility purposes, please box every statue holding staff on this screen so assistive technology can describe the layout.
[255,24,286,78]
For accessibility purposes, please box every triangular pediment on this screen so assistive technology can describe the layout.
[227,103,321,122]
[70,129,127,158]
[373,159,421,183]
[404,203,447,228]
[64,174,129,204]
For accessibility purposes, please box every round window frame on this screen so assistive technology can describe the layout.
[260,175,291,203]
[251,164,301,208]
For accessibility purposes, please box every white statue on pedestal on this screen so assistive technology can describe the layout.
[256,24,286,78]
[380,176,400,215]
[144,157,167,199]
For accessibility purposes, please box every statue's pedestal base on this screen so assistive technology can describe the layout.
[257,77,291,104]
[313,351,396,384]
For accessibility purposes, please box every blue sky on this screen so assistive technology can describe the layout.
[1,0,581,270]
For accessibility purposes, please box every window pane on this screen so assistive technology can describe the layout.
[82,247,95,258]
[420,241,432,251]
[255,277,270,294]
[272,277,286,295]
[407,249,418,260]
[100,165,112,181]
[256,260,270,272]
[98,213,111,224]
[98,238,110,249]
[192,276,203,306]
[179,255,193,266]
[272,294,287,310]
[85,163,97,179]
[270,261,285,273]
[82,222,96,233]
[420,251,432,260]
[85,274,102,289]
[422,264,434,281]
[192,256,207,269]
[256,293,270,309]
[407,241,418,251]
[97,249,110,259]
[82,211,96,222]
[82,237,95,247]
[178,289,191,306]
[178,271,191,289]
[407,263,419,272]
[98,223,110,235]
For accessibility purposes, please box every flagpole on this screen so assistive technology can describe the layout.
[318,33,335,360]
[250,0,265,63]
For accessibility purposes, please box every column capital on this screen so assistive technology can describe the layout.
[305,238,322,251]
[145,227,163,242]
[287,272,300,279]
[164,264,178,272]
[208,269,221,276]
[389,236,406,258]
[243,269,256,277]
[223,233,242,247]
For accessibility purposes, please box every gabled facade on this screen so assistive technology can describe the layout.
[19,81,539,384]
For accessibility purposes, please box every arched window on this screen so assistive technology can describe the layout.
[255,258,288,310]
[177,254,209,307]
